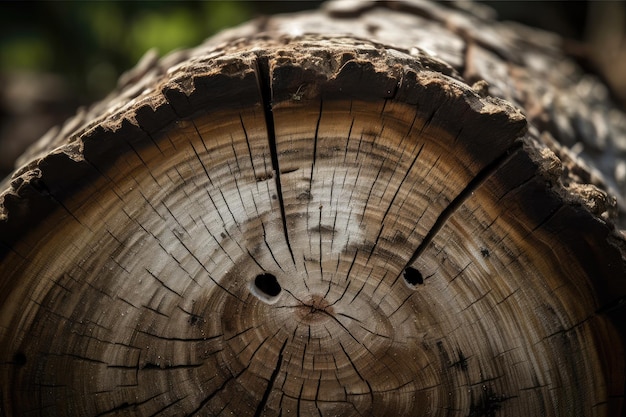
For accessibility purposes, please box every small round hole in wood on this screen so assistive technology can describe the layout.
[252,273,282,302]
[403,267,424,287]
[13,352,26,367]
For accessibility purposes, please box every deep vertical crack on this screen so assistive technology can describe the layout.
[309,99,324,186]
[254,339,288,417]
[256,56,296,266]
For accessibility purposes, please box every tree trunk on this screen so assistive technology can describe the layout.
[1,1,625,416]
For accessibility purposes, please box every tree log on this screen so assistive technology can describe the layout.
[1,1,625,416]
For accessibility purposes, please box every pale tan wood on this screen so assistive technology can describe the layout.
[0,1,625,417]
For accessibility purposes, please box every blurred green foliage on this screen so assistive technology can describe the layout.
[0,1,321,101]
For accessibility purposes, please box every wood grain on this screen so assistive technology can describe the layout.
[1,2,625,416]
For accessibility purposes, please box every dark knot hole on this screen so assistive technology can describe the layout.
[403,267,424,286]
[254,273,281,298]
[13,352,27,367]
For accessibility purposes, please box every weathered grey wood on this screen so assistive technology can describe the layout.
[0,1,625,416]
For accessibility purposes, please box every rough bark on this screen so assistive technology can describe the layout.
[1,1,625,416]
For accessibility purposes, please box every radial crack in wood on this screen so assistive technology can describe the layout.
[1,3,625,417]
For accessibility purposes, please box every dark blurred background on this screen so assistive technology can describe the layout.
[1,1,625,179]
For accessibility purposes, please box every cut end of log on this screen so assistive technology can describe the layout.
[1,3,625,417]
